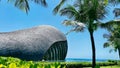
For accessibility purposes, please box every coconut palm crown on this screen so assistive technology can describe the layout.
[103,20,120,58]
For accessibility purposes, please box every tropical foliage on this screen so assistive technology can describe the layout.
[0,57,65,68]
[103,23,120,58]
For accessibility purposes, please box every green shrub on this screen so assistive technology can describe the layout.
[95,65,100,68]
[0,56,119,68]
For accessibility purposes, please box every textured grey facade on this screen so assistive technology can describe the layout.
[0,25,67,61]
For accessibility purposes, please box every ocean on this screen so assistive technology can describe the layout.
[46,58,118,62]
[65,58,109,62]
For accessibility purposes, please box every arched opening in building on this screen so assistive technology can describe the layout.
[42,41,67,61]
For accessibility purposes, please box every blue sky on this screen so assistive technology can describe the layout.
[0,0,119,60]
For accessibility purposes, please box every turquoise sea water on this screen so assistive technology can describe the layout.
[46,58,118,62]
[65,58,109,62]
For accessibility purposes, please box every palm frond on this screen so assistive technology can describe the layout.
[109,49,114,53]
[62,20,77,27]
[103,41,117,53]
[73,0,82,7]
[8,0,47,13]
[108,0,120,17]
[103,33,111,38]
[53,0,66,15]
[60,5,80,20]
[97,4,107,20]
[65,26,85,35]
[62,20,86,35]
[103,42,110,48]
[100,20,120,31]
[14,0,30,13]
[33,0,47,7]
[113,8,120,17]
[108,0,120,5]
[62,20,85,27]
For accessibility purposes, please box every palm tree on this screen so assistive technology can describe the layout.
[103,22,120,58]
[54,0,108,68]
[100,0,120,57]
[54,0,120,68]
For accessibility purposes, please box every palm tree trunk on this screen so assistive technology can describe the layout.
[89,31,96,68]
[118,47,120,59]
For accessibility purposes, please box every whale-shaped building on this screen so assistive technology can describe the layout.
[0,25,68,61]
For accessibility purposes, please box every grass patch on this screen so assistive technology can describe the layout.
[100,65,120,68]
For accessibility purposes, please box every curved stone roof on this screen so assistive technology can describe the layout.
[0,25,67,61]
